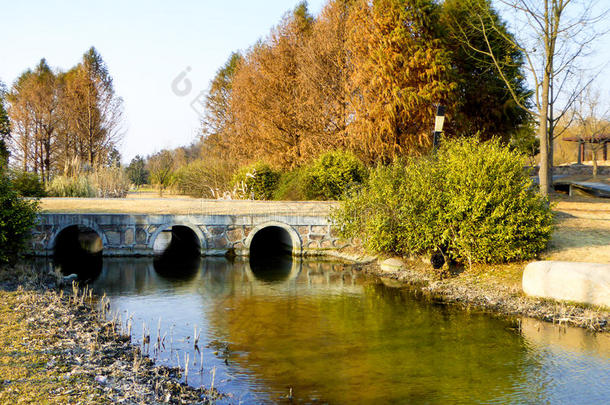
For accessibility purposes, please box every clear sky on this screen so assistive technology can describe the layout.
[0,0,327,163]
[1,0,608,163]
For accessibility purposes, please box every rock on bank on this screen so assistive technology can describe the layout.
[523,261,610,307]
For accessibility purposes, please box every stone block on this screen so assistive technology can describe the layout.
[320,239,333,248]
[105,231,121,246]
[311,225,328,235]
[307,241,320,249]
[136,227,147,244]
[212,235,230,249]
[31,233,46,243]
[523,261,610,307]
[226,228,244,242]
[124,228,134,245]
[296,226,309,235]
[309,234,324,241]
[208,226,226,236]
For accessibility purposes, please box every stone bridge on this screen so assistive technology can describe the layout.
[29,199,355,257]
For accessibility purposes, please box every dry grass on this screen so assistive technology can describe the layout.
[0,282,221,404]
[0,290,107,404]
[39,196,337,216]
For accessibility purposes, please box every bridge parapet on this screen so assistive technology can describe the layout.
[31,213,356,257]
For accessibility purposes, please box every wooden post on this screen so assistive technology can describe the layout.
[577,141,583,165]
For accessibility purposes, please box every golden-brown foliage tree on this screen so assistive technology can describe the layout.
[297,0,354,154]
[7,60,61,181]
[196,0,533,176]
[61,47,123,169]
[6,48,123,179]
[229,2,314,169]
[346,0,457,163]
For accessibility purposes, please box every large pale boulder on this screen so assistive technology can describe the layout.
[380,258,406,273]
[523,261,610,307]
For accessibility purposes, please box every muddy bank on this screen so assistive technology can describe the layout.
[359,258,609,333]
[0,272,225,404]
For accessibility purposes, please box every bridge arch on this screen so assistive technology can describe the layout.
[245,221,302,257]
[48,221,107,254]
[149,222,207,256]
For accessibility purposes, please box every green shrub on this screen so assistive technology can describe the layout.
[302,151,367,200]
[9,170,46,197]
[0,172,39,266]
[232,162,280,200]
[89,167,130,198]
[333,138,554,265]
[175,158,236,198]
[272,168,308,201]
[47,175,96,197]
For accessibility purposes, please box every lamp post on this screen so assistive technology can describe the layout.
[432,105,446,151]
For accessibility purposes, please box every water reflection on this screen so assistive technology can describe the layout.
[42,257,610,404]
[248,255,294,283]
[153,253,201,282]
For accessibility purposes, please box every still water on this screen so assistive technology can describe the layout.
[52,256,609,404]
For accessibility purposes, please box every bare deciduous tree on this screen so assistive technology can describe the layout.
[62,47,124,168]
[148,149,176,196]
[6,60,61,181]
[572,88,610,177]
[448,0,607,195]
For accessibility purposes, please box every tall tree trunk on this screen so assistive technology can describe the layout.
[538,74,550,197]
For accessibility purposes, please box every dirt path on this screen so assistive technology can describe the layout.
[547,196,610,263]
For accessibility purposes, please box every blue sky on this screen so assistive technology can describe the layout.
[1,0,608,162]
[0,0,327,162]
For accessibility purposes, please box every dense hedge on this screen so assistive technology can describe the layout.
[332,138,554,265]
[0,172,39,266]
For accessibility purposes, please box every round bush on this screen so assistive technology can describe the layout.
[303,151,367,200]
[333,138,553,264]
[232,162,280,200]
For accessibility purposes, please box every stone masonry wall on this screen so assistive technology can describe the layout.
[30,214,355,257]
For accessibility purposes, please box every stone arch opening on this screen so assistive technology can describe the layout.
[249,226,293,257]
[153,225,202,280]
[153,225,201,257]
[53,225,103,280]
[248,226,295,282]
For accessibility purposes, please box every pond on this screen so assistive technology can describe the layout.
[45,256,610,404]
